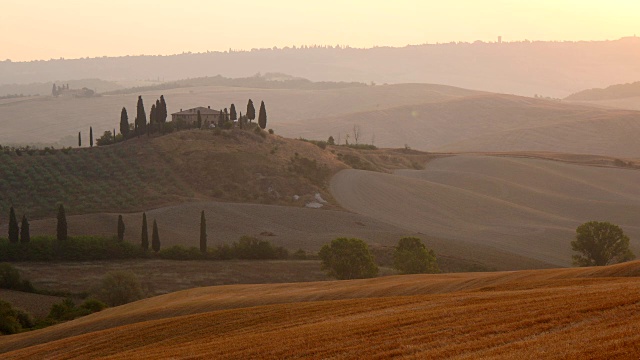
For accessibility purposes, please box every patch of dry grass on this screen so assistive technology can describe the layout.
[2,261,640,358]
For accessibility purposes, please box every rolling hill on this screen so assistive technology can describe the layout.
[283,93,640,157]
[0,83,479,146]
[2,260,639,358]
[330,155,640,267]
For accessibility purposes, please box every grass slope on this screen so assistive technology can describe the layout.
[284,93,640,157]
[2,261,639,358]
[330,155,640,266]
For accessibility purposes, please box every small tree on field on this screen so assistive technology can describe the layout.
[89,127,93,147]
[197,110,202,129]
[319,238,378,280]
[135,96,146,137]
[8,207,19,243]
[571,221,635,266]
[141,213,148,251]
[151,219,160,252]
[258,101,267,129]
[200,210,207,253]
[56,204,68,241]
[393,237,439,274]
[327,136,335,145]
[20,215,30,244]
[117,215,125,242]
[78,131,81,147]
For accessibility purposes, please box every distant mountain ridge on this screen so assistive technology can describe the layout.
[565,81,640,101]
[2,37,640,97]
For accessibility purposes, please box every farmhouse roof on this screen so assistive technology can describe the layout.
[172,107,221,115]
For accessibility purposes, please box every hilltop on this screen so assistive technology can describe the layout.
[2,260,639,358]
[566,81,640,101]
[0,128,435,220]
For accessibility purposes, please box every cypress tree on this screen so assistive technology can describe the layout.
[151,219,160,253]
[120,107,129,138]
[200,210,207,253]
[8,206,19,243]
[56,204,67,241]
[117,215,125,242]
[159,95,167,123]
[230,104,237,121]
[258,101,267,129]
[89,127,93,147]
[247,99,256,123]
[141,212,149,251]
[135,96,146,137]
[78,131,81,147]
[150,104,156,134]
[197,110,202,129]
[238,111,244,129]
[20,215,30,244]
[52,83,58,97]
[218,109,225,127]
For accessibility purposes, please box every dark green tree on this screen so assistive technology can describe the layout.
[319,238,378,280]
[141,212,149,251]
[149,104,156,128]
[393,237,439,274]
[238,111,244,129]
[117,215,125,242]
[19,215,30,244]
[230,104,237,121]
[159,95,167,122]
[197,110,202,129]
[217,109,225,127]
[78,131,81,147]
[89,127,93,147]
[52,84,58,97]
[327,136,335,145]
[120,107,129,138]
[246,99,256,123]
[151,219,160,253]
[56,204,67,241]
[8,207,19,243]
[571,221,636,266]
[258,101,267,129]
[200,210,207,253]
[135,95,146,136]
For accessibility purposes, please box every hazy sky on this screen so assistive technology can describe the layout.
[2,0,639,61]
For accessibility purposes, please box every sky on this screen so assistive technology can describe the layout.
[1,0,639,61]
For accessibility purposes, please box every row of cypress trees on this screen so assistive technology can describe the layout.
[6,204,67,243]
[116,210,208,254]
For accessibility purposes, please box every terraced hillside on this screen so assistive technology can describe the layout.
[331,155,640,266]
[2,261,639,359]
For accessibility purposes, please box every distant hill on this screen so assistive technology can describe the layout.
[2,261,640,358]
[0,79,122,97]
[566,81,640,101]
[281,93,640,157]
[3,37,640,97]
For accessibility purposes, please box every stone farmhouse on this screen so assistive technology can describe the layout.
[171,107,224,127]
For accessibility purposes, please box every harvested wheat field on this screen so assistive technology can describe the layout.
[331,155,640,266]
[2,261,639,359]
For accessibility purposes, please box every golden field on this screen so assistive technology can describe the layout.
[1,261,639,359]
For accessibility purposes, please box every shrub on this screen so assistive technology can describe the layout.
[393,237,440,274]
[0,300,34,334]
[79,298,108,313]
[0,236,144,262]
[159,245,205,260]
[268,129,274,134]
[319,238,378,280]
[47,298,91,322]
[231,236,289,260]
[94,271,145,306]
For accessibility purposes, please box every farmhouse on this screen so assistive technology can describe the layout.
[171,107,223,127]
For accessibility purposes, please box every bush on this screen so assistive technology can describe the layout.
[94,271,145,306]
[268,129,274,134]
[47,298,91,322]
[0,300,32,334]
[159,245,205,260]
[393,237,440,274]
[0,263,35,292]
[231,236,288,260]
[79,298,108,313]
[319,238,378,280]
[0,236,144,262]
